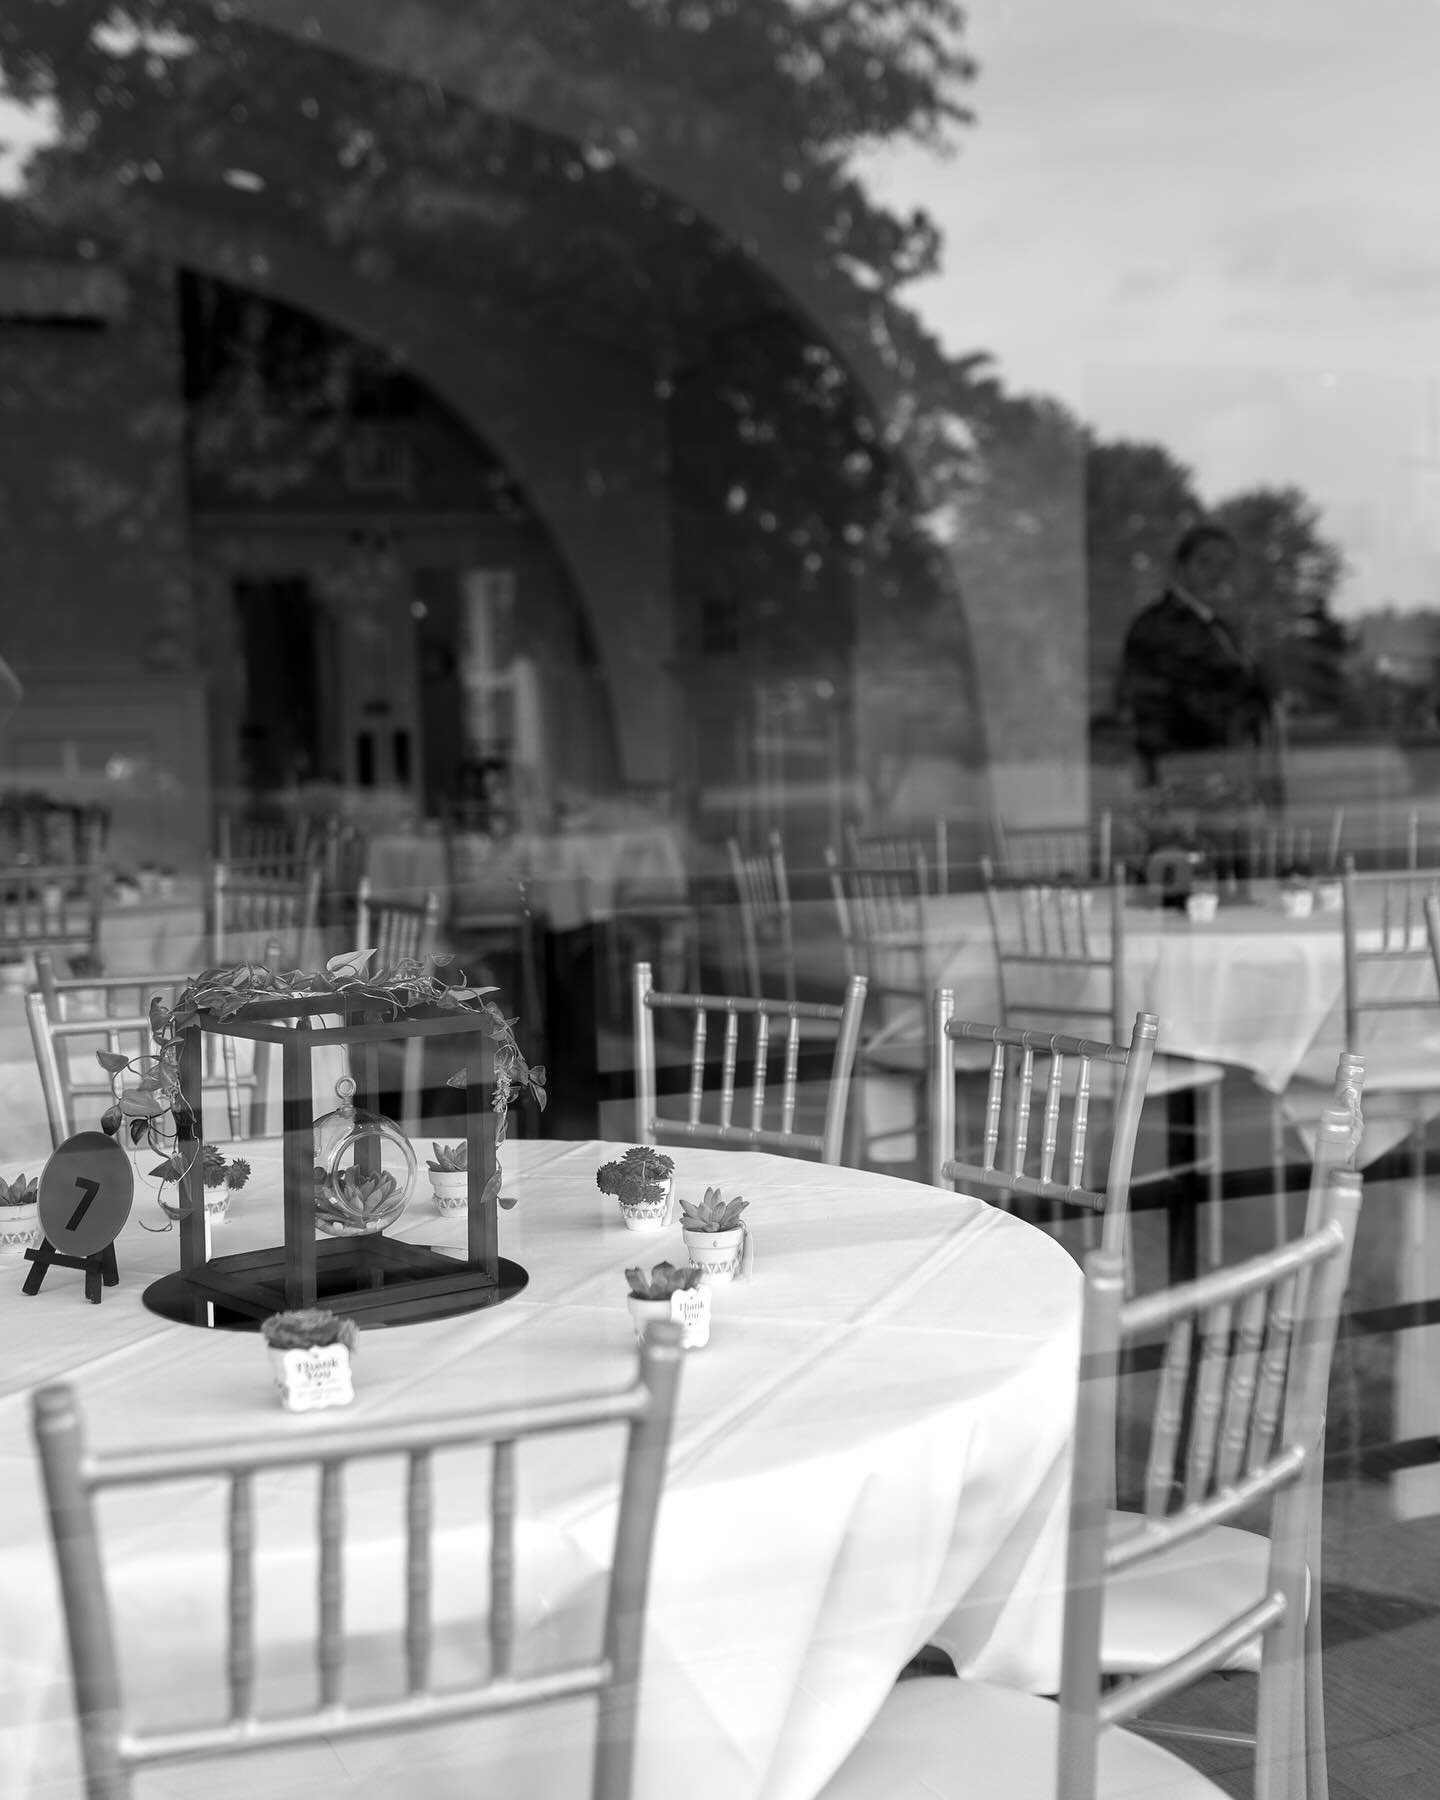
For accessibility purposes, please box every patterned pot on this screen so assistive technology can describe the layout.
[682,1225,747,1287]
[429,1170,469,1214]
[0,1199,39,1258]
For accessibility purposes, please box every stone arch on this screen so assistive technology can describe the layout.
[123,197,677,782]
[225,1,1055,814]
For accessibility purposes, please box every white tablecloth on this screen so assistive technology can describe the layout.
[0,1139,1081,1800]
[902,891,1350,1096]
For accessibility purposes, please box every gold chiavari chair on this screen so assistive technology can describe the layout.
[1097,1065,1366,1800]
[981,857,1228,1269]
[29,952,252,1145]
[930,1003,1158,1271]
[727,831,797,1002]
[0,863,104,974]
[844,820,949,896]
[819,1165,1362,1800]
[354,876,442,1133]
[633,960,866,1165]
[992,810,1114,883]
[32,1328,683,1800]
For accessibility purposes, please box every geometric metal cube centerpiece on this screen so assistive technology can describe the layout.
[141,989,528,1331]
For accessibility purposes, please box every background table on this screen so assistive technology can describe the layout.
[367,821,690,931]
[0,1139,1081,1800]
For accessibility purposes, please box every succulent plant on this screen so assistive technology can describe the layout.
[147,1144,250,1192]
[261,1308,359,1353]
[427,1141,467,1172]
[0,1173,38,1206]
[597,1147,675,1206]
[679,1187,748,1234]
[625,1261,704,1302]
[316,1167,400,1227]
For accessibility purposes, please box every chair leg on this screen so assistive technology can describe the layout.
[1303,1539,1329,1800]
[1204,1081,1225,1270]
[1270,1096,1290,1247]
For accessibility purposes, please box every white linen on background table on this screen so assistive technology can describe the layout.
[0,1140,1080,1800]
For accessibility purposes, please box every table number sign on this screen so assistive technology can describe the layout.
[23,1131,134,1304]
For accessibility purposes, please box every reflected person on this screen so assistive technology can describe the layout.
[1117,523,1277,797]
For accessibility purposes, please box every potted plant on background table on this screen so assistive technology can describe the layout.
[0,1172,39,1259]
[625,1261,709,1348]
[261,1308,358,1411]
[148,1144,251,1225]
[426,1141,469,1213]
[597,1146,676,1231]
[680,1187,750,1286]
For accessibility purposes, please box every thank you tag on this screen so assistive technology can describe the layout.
[670,1285,711,1349]
[738,1225,756,1282]
[273,1345,355,1412]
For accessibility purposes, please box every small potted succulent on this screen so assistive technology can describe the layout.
[426,1141,469,1213]
[313,1165,406,1236]
[149,1144,251,1224]
[624,1261,709,1349]
[261,1308,358,1412]
[0,1172,40,1258]
[597,1147,676,1232]
[680,1187,751,1287]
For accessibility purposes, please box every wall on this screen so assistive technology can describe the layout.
[0,257,210,866]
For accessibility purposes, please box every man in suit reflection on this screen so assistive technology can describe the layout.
[1117,523,1280,803]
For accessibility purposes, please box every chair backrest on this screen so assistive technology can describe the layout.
[992,811,1113,884]
[0,863,104,966]
[30,953,247,1146]
[1339,859,1440,1055]
[930,1000,1157,1254]
[1056,1166,1363,1800]
[32,1329,683,1800]
[210,859,322,969]
[26,989,244,1148]
[1254,807,1345,880]
[822,850,926,992]
[726,831,796,1003]
[356,875,441,970]
[633,961,867,1164]
[843,822,947,896]
[981,857,1126,1039]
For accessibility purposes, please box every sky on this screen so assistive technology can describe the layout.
[864,0,1440,616]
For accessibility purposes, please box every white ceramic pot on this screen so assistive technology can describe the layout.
[0,1200,39,1258]
[1185,892,1218,924]
[0,961,28,996]
[429,1170,469,1213]
[204,1189,230,1223]
[619,1180,673,1233]
[626,1286,710,1349]
[1316,881,1344,913]
[1282,887,1315,920]
[683,1225,747,1287]
[626,1295,674,1343]
[268,1343,355,1412]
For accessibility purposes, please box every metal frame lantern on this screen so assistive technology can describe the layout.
[142,990,528,1329]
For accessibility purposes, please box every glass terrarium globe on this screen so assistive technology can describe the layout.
[311,1076,417,1237]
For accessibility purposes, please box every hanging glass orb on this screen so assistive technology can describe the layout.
[311,1076,416,1237]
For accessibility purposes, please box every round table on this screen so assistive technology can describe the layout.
[0,1139,1081,1800]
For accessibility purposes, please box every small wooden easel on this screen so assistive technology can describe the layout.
[23,1239,120,1305]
